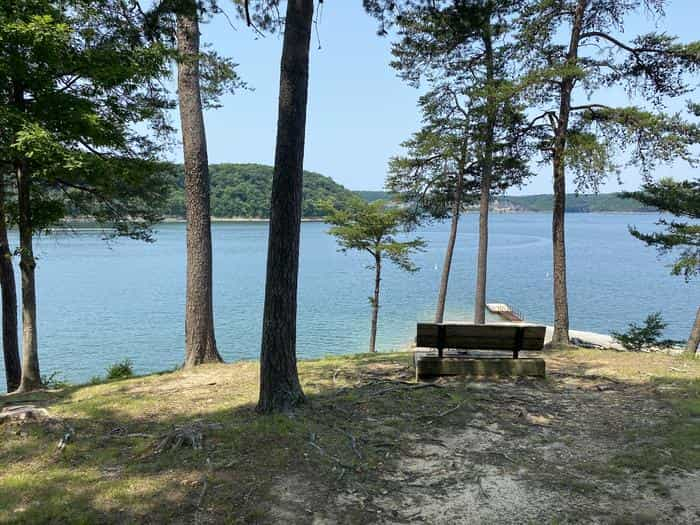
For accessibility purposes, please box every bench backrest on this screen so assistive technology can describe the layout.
[416,323,546,351]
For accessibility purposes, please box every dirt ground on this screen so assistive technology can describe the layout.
[268,352,700,525]
[2,349,699,524]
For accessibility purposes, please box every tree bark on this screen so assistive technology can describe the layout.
[257,0,313,413]
[435,166,464,324]
[369,254,381,352]
[12,80,40,393]
[550,0,588,347]
[15,159,41,392]
[687,306,700,356]
[473,165,491,325]
[0,172,20,392]
[474,29,496,325]
[176,8,222,368]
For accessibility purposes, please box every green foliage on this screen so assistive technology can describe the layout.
[386,1,535,221]
[163,163,357,218]
[355,190,393,203]
[0,0,174,239]
[515,1,700,192]
[140,0,247,110]
[41,371,70,389]
[501,192,654,212]
[623,178,700,281]
[105,359,134,380]
[321,198,425,273]
[611,312,675,352]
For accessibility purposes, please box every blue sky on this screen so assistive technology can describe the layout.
[172,1,700,194]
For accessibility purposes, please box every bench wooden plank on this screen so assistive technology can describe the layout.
[416,323,546,352]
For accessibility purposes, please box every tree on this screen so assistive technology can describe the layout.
[388,96,477,324]
[611,312,674,352]
[0,171,19,392]
[517,0,700,346]
[257,0,315,413]
[138,0,245,367]
[1,0,173,391]
[386,1,533,324]
[323,199,425,353]
[623,178,700,355]
[176,5,223,367]
[162,1,217,367]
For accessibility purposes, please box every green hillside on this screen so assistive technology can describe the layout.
[499,193,654,212]
[165,164,357,218]
[354,190,393,203]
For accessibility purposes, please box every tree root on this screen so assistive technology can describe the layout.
[153,422,222,454]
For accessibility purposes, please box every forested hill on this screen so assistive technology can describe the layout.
[164,163,356,218]
[352,191,653,212]
[164,166,653,219]
[498,193,654,212]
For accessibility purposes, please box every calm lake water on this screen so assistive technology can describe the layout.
[0,213,697,385]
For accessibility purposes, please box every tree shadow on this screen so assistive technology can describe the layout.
[0,350,698,524]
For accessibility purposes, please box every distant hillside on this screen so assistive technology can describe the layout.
[354,190,393,203]
[499,193,654,213]
[352,190,653,212]
[165,164,357,218]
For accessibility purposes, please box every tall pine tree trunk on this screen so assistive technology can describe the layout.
[258,0,313,413]
[474,30,496,325]
[369,254,381,352]
[0,172,20,392]
[435,166,464,323]
[16,160,40,392]
[687,306,700,356]
[474,171,490,324]
[176,7,222,368]
[550,0,587,347]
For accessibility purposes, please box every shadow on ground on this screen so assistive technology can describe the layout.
[1,349,699,524]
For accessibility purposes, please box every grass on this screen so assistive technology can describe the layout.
[1,349,699,524]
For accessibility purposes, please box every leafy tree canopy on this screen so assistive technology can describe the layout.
[163,163,358,218]
[321,198,425,272]
[1,0,175,240]
[623,177,700,281]
[516,0,700,191]
[384,1,536,221]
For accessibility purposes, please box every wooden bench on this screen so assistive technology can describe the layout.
[414,323,547,379]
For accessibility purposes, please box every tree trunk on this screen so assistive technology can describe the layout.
[257,0,313,413]
[474,169,491,325]
[435,167,463,324]
[550,0,588,348]
[687,306,700,356]
[16,160,41,392]
[0,172,20,392]
[474,29,496,325]
[369,254,381,352]
[176,8,222,368]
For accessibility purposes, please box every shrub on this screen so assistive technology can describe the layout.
[611,312,674,351]
[106,359,134,380]
[42,371,70,389]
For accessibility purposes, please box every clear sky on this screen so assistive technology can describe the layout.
[172,1,700,194]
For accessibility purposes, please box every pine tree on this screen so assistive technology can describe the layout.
[378,0,535,323]
[322,199,425,353]
[257,0,315,413]
[624,178,700,355]
[516,0,700,346]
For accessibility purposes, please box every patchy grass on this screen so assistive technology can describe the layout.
[1,349,700,524]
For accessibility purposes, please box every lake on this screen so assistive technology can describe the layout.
[0,212,697,386]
